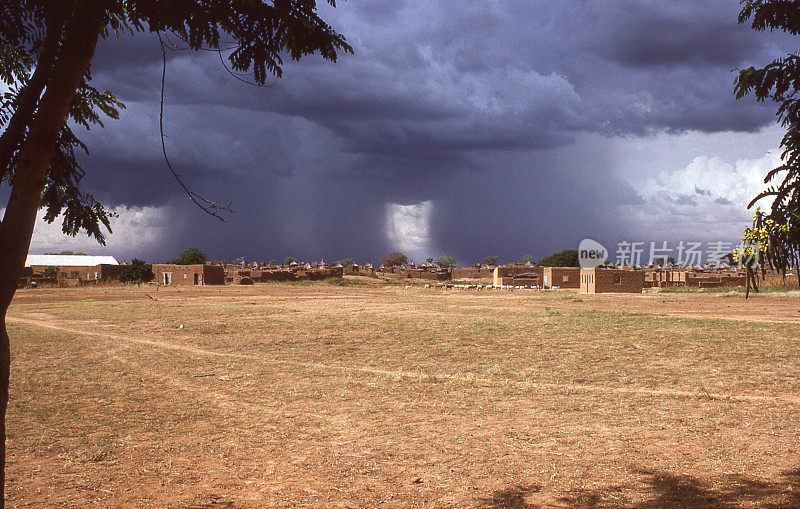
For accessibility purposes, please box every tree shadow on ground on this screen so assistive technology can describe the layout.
[184,497,234,509]
[478,467,800,508]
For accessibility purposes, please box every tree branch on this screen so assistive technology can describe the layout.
[0,12,64,177]
[157,31,232,221]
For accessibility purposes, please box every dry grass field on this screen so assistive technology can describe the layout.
[5,281,800,508]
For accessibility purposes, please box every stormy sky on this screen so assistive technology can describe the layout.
[12,0,798,264]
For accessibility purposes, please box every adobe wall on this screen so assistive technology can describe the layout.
[299,267,345,280]
[645,269,689,288]
[580,268,644,294]
[261,270,298,281]
[493,266,544,287]
[685,274,745,288]
[152,264,206,286]
[202,265,226,285]
[543,267,580,288]
[344,266,374,276]
[499,276,540,287]
[30,263,123,283]
[452,267,493,279]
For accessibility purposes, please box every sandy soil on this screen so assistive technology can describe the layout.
[4,284,800,508]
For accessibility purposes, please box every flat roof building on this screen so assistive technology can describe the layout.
[580,268,644,294]
[152,264,225,286]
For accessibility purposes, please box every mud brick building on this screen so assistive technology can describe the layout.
[493,265,544,287]
[580,268,645,294]
[26,254,123,285]
[684,271,745,288]
[406,268,451,281]
[451,267,494,279]
[297,266,344,280]
[498,274,541,287]
[645,269,683,288]
[344,264,375,276]
[152,264,225,286]
[543,267,580,289]
[265,269,299,281]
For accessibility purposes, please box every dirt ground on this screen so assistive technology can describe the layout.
[5,282,800,508]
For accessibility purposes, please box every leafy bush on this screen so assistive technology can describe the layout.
[42,266,59,280]
[119,259,154,283]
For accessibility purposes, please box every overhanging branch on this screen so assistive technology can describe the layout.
[157,31,232,221]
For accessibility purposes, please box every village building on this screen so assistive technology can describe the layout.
[684,270,746,288]
[499,274,541,287]
[451,266,494,279]
[25,254,123,285]
[645,268,683,288]
[542,267,581,289]
[493,265,544,287]
[405,268,451,281]
[580,268,645,294]
[644,268,746,289]
[345,263,375,276]
[152,264,225,286]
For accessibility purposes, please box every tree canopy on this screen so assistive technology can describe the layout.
[170,247,207,265]
[381,252,407,267]
[119,258,154,283]
[735,0,800,276]
[517,254,536,265]
[335,257,355,267]
[435,255,457,268]
[538,250,579,267]
[1,0,352,241]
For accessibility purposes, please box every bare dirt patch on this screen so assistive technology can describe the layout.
[6,284,800,507]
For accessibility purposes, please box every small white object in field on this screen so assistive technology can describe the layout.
[405,285,412,290]
[179,324,184,329]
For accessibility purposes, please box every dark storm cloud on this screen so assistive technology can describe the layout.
[587,1,768,68]
[65,0,792,261]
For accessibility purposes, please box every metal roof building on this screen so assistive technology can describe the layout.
[25,255,119,267]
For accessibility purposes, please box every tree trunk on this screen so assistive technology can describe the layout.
[0,14,63,171]
[0,8,103,505]
[795,252,799,289]
[0,316,7,508]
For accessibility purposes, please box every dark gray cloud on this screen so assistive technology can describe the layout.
[586,1,769,68]
[51,0,793,262]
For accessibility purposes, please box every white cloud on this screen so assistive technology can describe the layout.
[620,150,781,241]
[384,201,434,262]
[2,205,169,261]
